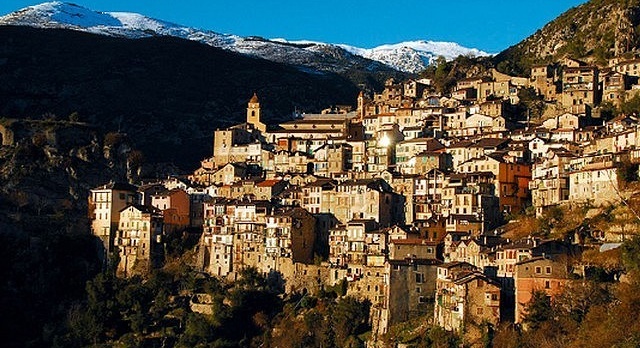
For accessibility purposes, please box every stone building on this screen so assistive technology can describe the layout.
[434,263,501,343]
[514,256,571,323]
[329,219,378,270]
[326,178,405,227]
[265,207,317,265]
[389,238,439,261]
[529,149,574,216]
[529,64,558,101]
[457,154,531,214]
[568,153,621,206]
[561,65,599,114]
[211,123,263,167]
[198,198,273,278]
[150,188,190,233]
[383,258,440,334]
[90,182,138,255]
[313,143,353,176]
[115,204,164,277]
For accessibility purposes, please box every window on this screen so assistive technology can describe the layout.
[535,266,541,274]
[545,280,551,289]
[477,307,484,315]
[545,266,552,274]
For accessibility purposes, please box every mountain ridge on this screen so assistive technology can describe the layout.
[0,1,491,74]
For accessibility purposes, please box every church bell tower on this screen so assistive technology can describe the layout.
[246,93,266,132]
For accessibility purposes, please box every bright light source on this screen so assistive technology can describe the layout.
[378,135,390,148]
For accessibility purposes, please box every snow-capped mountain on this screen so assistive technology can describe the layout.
[0,2,491,74]
[339,41,491,74]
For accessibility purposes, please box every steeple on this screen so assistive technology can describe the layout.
[246,93,266,132]
[249,92,259,104]
[357,90,366,121]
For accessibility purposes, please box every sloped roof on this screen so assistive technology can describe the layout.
[439,261,476,270]
[93,182,138,192]
[473,138,510,148]
[390,238,439,246]
[119,204,161,214]
[453,271,500,287]
[256,179,282,188]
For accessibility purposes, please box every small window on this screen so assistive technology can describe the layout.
[545,266,552,275]
[535,266,541,274]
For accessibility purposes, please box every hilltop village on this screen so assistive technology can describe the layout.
[89,56,640,343]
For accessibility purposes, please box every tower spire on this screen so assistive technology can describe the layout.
[246,93,266,132]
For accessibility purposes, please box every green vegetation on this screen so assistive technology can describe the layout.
[382,315,461,348]
[489,237,640,348]
[51,265,285,347]
[521,290,553,330]
[0,116,379,348]
[494,0,640,75]
[2,246,372,348]
[617,159,639,184]
[516,87,546,121]
[620,94,640,115]
[266,288,371,348]
[419,55,492,94]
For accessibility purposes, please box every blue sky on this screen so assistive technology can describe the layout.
[1,1,588,52]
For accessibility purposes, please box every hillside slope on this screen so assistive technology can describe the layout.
[0,25,367,169]
[494,0,640,74]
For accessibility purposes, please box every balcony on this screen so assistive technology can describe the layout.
[563,82,593,91]
[583,160,614,171]
[115,238,131,246]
